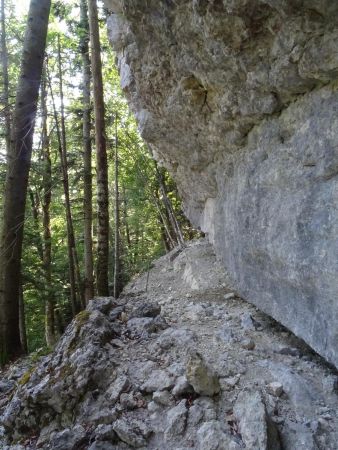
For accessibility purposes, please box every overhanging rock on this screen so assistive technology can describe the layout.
[104,0,338,368]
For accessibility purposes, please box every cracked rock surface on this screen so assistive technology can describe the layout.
[104,0,338,368]
[1,239,338,449]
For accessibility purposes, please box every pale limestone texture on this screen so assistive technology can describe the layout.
[104,0,338,368]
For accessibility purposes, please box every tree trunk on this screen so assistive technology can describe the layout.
[122,185,131,250]
[54,307,64,338]
[0,0,10,156]
[49,39,84,315]
[80,0,94,303]
[114,116,121,298]
[158,213,172,252]
[56,35,82,312]
[155,164,185,247]
[47,61,78,316]
[19,282,28,354]
[120,132,177,250]
[88,0,110,296]
[41,73,56,347]
[0,0,51,365]
[154,186,176,250]
[28,189,44,261]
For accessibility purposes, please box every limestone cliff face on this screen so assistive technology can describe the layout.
[104,0,338,367]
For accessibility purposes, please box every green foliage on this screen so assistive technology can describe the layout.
[0,0,199,354]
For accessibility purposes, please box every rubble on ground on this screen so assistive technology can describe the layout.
[1,239,338,449]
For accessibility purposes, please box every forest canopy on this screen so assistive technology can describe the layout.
[0,0,197,362]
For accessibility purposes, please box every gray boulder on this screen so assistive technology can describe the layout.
[105,0,338,369]
[197,421,241,450]
[164,400,188,441]
[113,418,151,448]
[234,390,281,450]
[49,426,87,450]
[141,369,175,393]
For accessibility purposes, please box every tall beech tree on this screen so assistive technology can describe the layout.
[47,52,80,316]
[0,0,10,156]
[80,0,94,303]
[40,73,56,347]
[56,35,84,312]
[18,282,28,354]
[114,115,121,298]
[0,0,51,365]
[88,0,110,296]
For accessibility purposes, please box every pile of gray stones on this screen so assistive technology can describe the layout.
[1,239,338,449]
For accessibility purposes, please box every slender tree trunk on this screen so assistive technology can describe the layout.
[158,213,172,252]
[133,227,139,266]
[53,38,84,313]
[114,116,121,298]
[88,0,109,296]
[155,164,185,247]
[47,61,79,316]
[154,187,176,250]
[56,36,81,311]
[120,136,177,250]
[80,0,94,303]
[122,185,131,250]
[19,282,28,354]
[0,0,10,156]
[122,144,176,250]
[54,304,64,338]
[73,248,85,309]
[0,0,51,365]
[41,73,56,347]
[28,189,44,261]
[163,203,177,246]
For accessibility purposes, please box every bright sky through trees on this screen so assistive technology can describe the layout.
[14,0,30,14]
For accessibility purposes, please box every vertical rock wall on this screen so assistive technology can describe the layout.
[104,0,338,368]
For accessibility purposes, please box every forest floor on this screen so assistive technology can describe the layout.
[1,239,338,449]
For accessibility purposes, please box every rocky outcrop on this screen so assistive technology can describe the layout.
[2,240,338,449]
[104,0,338,368]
